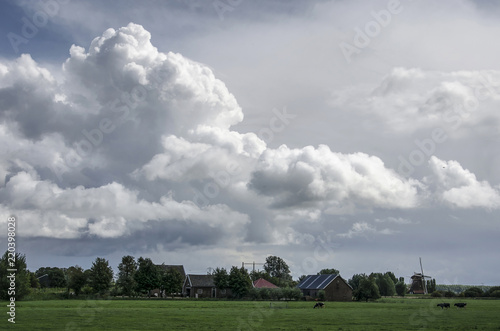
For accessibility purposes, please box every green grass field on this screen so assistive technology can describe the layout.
[1,298,500,330]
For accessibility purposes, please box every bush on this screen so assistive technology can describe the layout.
[82,286,94,295]
[489,290,500,298]
[270,288,283,300]
[280,287,302,300]
[431,291,443,297]
[444,291,456,297]
[486,286,500,297]
[259,288,270,300]
[318,290,326,301]
[248,288,260,300]
[463,287,484,297]
[110,286,120,297]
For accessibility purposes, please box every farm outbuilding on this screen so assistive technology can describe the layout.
[183,274,231,298]
[297,274,352,301]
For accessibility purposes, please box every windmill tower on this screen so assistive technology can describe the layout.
[409,257,431,294]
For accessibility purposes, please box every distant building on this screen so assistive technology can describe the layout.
[253,278,278,289]
[297,274,352,301]
[183,274,231,298]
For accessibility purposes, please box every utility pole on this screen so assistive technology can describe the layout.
[241,261,264,273]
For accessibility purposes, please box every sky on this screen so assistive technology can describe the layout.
[0,0,499,286]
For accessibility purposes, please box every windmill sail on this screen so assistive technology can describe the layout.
[420,257,427,294]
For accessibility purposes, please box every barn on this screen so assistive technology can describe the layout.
[297,274,352,301]
[183,274,231,298]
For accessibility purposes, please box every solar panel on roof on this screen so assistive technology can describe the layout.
[297,274,338,290]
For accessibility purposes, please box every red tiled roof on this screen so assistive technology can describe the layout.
[253,278,278,288]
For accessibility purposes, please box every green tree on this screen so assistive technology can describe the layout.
[134,257,160,296]
[318,268,340,275]
[0,251,31,300]
[35,267,67,288]
[489,290,500,298]
[463,286,483,297]
[426,278,436,293]
[270,287,284,300]
[160,267,183,298]
[89,257,113,295]
[486,286,500,297]
[382,274,396,296]
[317,289,326,301]
[385,271,397,285]
[353,275,380,302]
[348,273,367,291]
[282,287,303,300]
[117,255,138,297]
[395,281,407,296]
[298,275,308,283]
[228,266,252,298]
[66,265,87,296]
[249,269,270,282]
[264,256,292,287]
[370,273,395,296]
[29,271,40,289]
[212,267,230,290]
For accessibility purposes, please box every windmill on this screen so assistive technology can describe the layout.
[409,257,431,294]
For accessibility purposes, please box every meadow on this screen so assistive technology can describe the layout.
[1,297,500,330]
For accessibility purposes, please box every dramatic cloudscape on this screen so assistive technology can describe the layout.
[0,0,499,285]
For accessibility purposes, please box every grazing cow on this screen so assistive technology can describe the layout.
[454,303,467,308]
[313,302,325,309]
[437,303,450,309]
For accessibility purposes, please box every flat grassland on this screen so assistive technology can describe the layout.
[1,298,500,330]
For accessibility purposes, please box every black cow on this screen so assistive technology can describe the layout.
[454,303,467,308]
[437,303,450,309]
[313,302,325,309]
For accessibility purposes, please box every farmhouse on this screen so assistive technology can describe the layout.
[252,278,278,289]
[297,274,352,301]
[183,274,231,298]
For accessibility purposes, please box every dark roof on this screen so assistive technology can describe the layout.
[297,274,339,290]
[186,274,215,287]
[411,273,430,279]
[156,265,186,279]
[253,278,278,288]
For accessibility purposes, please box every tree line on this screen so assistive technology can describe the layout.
[2,251,497,301]
[0,253,182,300]
[2,253,306,300]
[347,272,409,301]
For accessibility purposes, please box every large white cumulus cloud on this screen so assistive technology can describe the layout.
[425,156,500,208]
[1,23,498,247]
[63,23,244,132]
[249,144,421,213]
